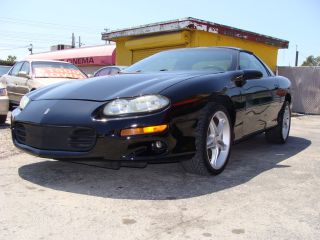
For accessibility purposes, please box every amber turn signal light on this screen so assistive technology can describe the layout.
[120,124,168,136]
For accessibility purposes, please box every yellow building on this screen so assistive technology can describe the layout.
[102,18,288,71]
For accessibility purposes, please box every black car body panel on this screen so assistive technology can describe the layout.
[27,71,219,101]
[11,47,291,163]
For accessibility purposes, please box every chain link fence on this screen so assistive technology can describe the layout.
[278,66,320,114]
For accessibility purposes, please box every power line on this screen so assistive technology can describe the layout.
[0,17,105,49]
[0,17,106,29]
[0,17,105,32]
[0,30,103,47]
[0,45,30,51]
[1,30,99,38]
[0,36,98,43]
[0,35,103,47]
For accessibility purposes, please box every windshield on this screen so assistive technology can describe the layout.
[32,61,86,79]
[0,66,11,76]
[123,48,236,73]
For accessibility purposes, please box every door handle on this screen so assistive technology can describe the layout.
[274,83,279,89]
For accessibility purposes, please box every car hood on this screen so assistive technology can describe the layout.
[29,71,217,101]
[33,77,78,87]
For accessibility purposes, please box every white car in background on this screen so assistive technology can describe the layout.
[0,60,87,107]
[0,83,9,124]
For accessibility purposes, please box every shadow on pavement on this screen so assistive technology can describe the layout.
[0,123,10,129]
[18,134,311,200]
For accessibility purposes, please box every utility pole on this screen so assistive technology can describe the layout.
[71,33,75,48]
[295,45,299,67]
[104,28,110,44]
[78,36,81,48]
[28,44,33,55]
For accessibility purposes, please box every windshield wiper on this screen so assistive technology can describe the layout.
[159,69,168,71]
[36,76,78,79]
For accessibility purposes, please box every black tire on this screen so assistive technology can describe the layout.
[181,103,232,175]
[0,115,7,124]
[265,101,291,144]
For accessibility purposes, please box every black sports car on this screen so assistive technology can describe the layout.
[11,47,291,175]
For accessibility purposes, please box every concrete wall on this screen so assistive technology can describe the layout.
[278,66,320,114]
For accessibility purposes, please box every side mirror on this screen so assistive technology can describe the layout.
[233,70,263,87]
[242,70,263,80]
[17,71,30,79]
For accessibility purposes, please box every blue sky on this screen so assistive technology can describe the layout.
[1,0,319,66]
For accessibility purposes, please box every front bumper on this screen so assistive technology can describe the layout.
[11,100,198,162]
[12,129,193,162]
[0,96,9,116]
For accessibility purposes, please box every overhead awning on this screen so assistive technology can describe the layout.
[102,17,289,49]
[26,45,116,66]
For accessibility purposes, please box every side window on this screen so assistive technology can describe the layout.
[20,62,30,75]
[109,67,120,75]
[96,68,111,77]
[10,62,24,76]
[239,52,269,77]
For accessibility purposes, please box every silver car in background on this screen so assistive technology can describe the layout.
[0,82,9,124]
[93,66,127,77]
[0,65,11,123]
[0,60,87,106]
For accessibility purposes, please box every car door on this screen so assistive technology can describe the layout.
[14,61,31,99]
[4,61,24,104]
[239,52,279,136]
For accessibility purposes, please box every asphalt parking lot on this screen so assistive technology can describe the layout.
[0,115,319,240]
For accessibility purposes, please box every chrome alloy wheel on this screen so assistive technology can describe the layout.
[282,104,290,139]
[206,111,231,170]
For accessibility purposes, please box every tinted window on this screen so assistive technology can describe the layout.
[124,48,236,73]
[239,52,269,77]
[10,62,23,76]
[20,62,30,75]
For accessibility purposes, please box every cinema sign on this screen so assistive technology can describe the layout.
[61,56,110,66]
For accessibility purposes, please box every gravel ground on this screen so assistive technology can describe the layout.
[0,115,319,240]
[0,113,21,159]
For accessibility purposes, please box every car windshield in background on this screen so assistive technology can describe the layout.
[123,48,236,73]
[32,61,86,79]
[0,66,11,76]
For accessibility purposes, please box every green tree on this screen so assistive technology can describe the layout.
[301,55,320,66]
[6,55,17,63]
[0,55,17,66]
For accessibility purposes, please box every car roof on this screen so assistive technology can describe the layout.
[214,46,253,54]
[99,65,127,69]
[164,46,253,54]
[21,59,73,64]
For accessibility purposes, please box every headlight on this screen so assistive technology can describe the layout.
[103,95,170,116]
[19,95,30,109]
[0,88,7,96]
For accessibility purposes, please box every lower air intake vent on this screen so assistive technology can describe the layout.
[13,123,96,152]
